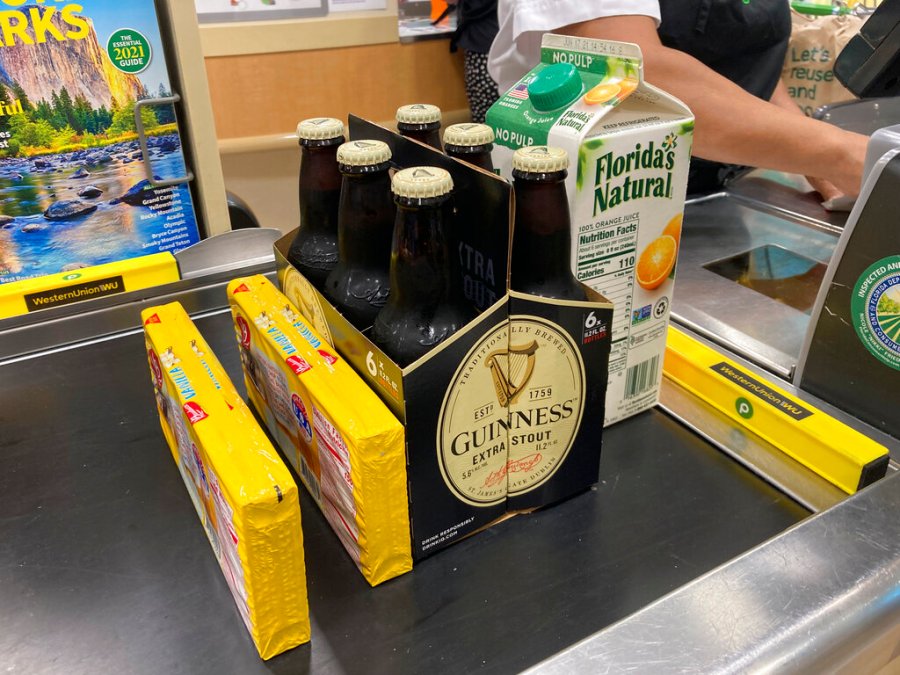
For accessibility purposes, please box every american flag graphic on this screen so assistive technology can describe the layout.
[508,83,529,100]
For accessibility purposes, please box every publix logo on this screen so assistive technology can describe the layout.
[62,273,82,281]
[852,255,900,371]
[593,135,676,215]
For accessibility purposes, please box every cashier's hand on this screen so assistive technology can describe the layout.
[816,130,868,200]
[806,175,843,203]
[769,81,865,202]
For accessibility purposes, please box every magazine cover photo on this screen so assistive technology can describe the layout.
[0,0,201,285]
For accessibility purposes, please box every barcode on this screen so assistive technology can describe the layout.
[298,455,321,502]
[624,355,660,399]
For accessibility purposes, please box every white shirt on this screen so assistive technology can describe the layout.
[487,0,662,92]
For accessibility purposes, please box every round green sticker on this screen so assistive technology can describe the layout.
[107,29,152,75]
[735,397,754,419]
[851,255,900,371]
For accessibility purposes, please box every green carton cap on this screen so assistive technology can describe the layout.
[527,62,583,112]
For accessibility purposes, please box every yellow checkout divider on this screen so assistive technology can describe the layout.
[0,252,179,320]
[664,326,890,494]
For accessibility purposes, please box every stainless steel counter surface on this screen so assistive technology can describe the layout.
[527,469,900,675]
[672,167,855,381]
[2,227,896,673]
[0,271,809,674]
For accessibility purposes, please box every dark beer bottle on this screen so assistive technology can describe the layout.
[287,117,345,289]
[372,167,473,366]
[443,123,495,172]
[510,146,587,300]
[396,104,443,151]
[323,140,395,330]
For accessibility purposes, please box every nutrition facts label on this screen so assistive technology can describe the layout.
[576,211,639,375]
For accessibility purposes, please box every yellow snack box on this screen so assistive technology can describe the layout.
[227,275,411,586]
[150,300,251,417]
[142,303,310,659]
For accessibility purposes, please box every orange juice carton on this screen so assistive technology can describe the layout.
[486,35,694,424]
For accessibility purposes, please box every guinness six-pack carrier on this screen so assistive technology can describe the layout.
[269,114,620,565]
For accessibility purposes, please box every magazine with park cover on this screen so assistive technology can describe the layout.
[0,0,201,285]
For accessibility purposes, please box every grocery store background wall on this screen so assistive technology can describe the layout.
[199,2,468,232]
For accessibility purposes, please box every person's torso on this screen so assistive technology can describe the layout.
[658,0,792,101]
[658,0,792,193]
[489,0,790,97]
[487,0,793,192]
[454,0,500,53]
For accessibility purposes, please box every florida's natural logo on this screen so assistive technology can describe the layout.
[594,137,676,215]
[662,132,677,151]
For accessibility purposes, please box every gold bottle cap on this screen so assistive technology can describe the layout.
[512,145,569,173]
[443,123,495,147]
[396,104,442,125]
[391,166,453,198]
[337,140,392,166]
[296,117,344,141]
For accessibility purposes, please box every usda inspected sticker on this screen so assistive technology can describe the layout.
[852,255,900,371]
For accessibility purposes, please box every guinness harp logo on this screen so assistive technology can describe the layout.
[486,340,538,406]
[437,316,585,506]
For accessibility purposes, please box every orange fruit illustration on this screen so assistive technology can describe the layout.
[636,235,678,290]
[584,82,622,105]
[662,213,683,244]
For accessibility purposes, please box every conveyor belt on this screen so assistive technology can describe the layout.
[0,294,808,674]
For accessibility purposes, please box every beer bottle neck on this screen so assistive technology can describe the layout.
[338,167,394,266]
[298,139,343,234]
[398,122,443,151]
[446,143,494,173]
[511,170,582,297]
[390,197,451,306]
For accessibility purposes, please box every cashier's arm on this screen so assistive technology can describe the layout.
[560,15,868,197]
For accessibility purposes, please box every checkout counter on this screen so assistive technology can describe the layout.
[2,166,899,673]
[2,6,900,674]
[0,252,813,674]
